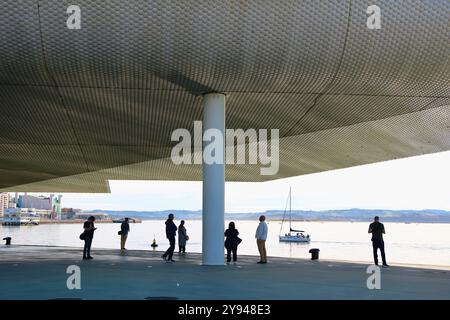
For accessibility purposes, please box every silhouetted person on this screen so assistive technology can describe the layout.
[178,220,188,254]
[369,216,389,267]
[224,222,240,263]
[120,217,130,252]
[162,213,177,262]
[83,216,96,260]
[255,215,268,264]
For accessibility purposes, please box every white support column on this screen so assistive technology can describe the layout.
[202,93,226,265]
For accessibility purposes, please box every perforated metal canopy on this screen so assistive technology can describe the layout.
[1,0,450,192]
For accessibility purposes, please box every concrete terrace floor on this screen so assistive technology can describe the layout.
[0,245,449,300]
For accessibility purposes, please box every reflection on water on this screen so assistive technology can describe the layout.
[1,220,450,267]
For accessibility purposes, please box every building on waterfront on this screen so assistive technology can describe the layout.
[8,198,16,209]
[15,194,63,220]
[75,212,110,221]
[61,208,81,220]
[2,208,40,225]
[50,194,63,217]
[18,194,52,211]
[0,193,10,217]
[34,209,53,220]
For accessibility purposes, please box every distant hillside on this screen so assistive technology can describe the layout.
[83,208,450,223]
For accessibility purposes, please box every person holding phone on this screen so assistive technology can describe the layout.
[82,216,97,260]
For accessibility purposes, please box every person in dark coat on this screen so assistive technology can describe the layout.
[224,222,240,263]
[178,220,188,254]
[82,216,96,260]
[120,217,130,252]
[162,213,177,262]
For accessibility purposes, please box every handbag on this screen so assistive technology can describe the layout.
[79,232,87,240]
[118,230,123,235]
[237,237,242,245]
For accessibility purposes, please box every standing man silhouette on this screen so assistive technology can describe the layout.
[368,216,389,267]
[162,213,177,262]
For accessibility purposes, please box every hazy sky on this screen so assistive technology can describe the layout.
[36,150,450,212]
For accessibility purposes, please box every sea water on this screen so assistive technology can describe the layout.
[1,220,449,267]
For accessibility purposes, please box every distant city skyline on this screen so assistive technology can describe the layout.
[11,150,450,213]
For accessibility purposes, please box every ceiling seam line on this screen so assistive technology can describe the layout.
[2,82,450,99]
[36,0,91,172]
[418,96,443,112]
[282,0,354,138]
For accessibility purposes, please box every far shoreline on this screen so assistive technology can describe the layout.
[19,219,450,225]
[35,219,142,224]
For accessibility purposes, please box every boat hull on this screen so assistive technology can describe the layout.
[2,220,39,226]
[279,236,311,243]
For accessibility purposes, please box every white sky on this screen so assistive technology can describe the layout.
[47,150,450,212]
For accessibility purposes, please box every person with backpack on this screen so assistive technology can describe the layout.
[81,216,96,260]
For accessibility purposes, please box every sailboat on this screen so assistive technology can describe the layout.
[279,187,311,243]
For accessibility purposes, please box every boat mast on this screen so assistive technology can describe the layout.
[279,188,290,236]
[289,187,292,231]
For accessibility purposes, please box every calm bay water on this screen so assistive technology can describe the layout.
[1,220,450,267]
